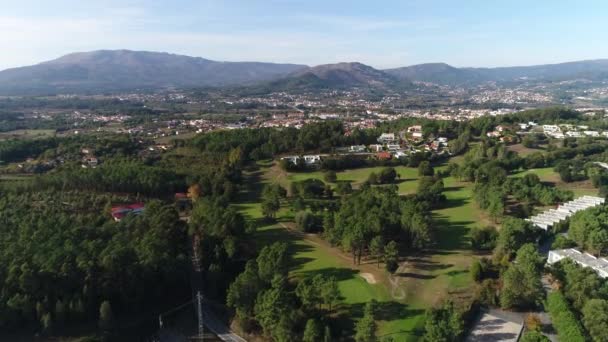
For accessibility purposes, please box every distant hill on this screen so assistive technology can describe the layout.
[0,50,307,95]
[3,50,608,94]
[385,59,608,85]
[244,62,409,94]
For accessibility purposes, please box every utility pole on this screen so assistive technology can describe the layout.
[196,291,204,339]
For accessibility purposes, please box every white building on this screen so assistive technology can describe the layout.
[548,249,608,278]
[378,133,397,144]
[369,144,383,152]
[303,155,321,165]
[566,131,583,138]
[584,130,600,137]
[349,145,366,152]
[543,125,561,133]
[386,144,401,151]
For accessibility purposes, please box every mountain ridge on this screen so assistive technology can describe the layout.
[2,50,608,94]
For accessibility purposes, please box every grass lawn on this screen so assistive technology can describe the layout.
[271,165,442,196]
[509,167,598,196]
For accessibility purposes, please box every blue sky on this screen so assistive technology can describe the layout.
[1,0,608,70]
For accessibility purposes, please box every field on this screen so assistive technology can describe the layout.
[510,167,598,196]
[0,129,56,140]
[235,162,480,340]
[267,165,439,196]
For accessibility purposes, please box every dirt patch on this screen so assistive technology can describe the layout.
[360,272,377,284]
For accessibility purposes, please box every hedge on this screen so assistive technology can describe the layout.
[546,292,586,342]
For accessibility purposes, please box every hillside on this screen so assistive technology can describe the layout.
[0,50,307,95]
[386,59,608,85]
[244,62,409,93]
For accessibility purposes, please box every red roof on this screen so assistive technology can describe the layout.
[377,152,392,160]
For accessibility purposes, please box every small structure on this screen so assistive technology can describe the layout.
[386,144,401,151]
[543,125,561,133]
[369,144,383,152]
[303,155,321,165]
[548,248,608,278]
[111,203,145,222]
[584,130,600,137]
[376,151,392,160]
[349,145,366,153]
[377,133,397,144]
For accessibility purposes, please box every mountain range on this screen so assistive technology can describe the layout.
[1,50,608,95]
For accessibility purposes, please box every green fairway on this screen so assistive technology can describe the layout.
[278,165,436,196]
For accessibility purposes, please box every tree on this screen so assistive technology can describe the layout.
[500,245,544,309]
[378,167,397,184]
[418,161,434,176]
[55,299,66,330]
[254,275,295,342]
[98,300,115,332]
[40,312,53,335]
[588,229,608,257]
[321,276,340,312]
[261,192,280,219]
[422,301,463,342]
[303,318,322,342]
[323,325,332,342]
[295,211,317,232]
[582,299,608,342]
[257,242,289,281]
[369,236,385,268]
[470,226,498,250]
[261,184,284,219]
[367,172,378,185]
[384,241,399,274]
[470,260,482,282]
[524,313,542,331]
[188,183,202,201]
[324,170,337,183]
[355,301,377,342]
[520,331,550,342]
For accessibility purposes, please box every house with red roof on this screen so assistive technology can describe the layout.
[111,203,145,222]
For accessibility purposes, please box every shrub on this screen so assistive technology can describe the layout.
[295,211,317,232]
[546,292,585,342]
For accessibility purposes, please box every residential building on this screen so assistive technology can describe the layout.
[378,133,397,144]
[548,248,608,278]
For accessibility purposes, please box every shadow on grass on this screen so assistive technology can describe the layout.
[333,301,426,340]
[297,267,360,282]
[396,272,437,280]
[432,215,474,250]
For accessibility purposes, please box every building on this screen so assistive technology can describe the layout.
[548,248,608,278]
[111,203,145,222]
[543,125,561,133]
[378,133,397,144]
[566,131,583,138]
[376,151,392,160]
[281,156,299,165]
[386,144,401,151]
[303,155,321,165]
[349,145,366,153]
[584,130,600,137]
[369,144,383,152]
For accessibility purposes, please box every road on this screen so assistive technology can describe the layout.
[190,234,247,342]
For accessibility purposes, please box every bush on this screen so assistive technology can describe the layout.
[471,226,498,250]
[546,292,586,342]
[295,211,317,232]
[323,170,337,183]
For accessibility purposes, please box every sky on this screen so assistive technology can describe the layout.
[1,0,608,70]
